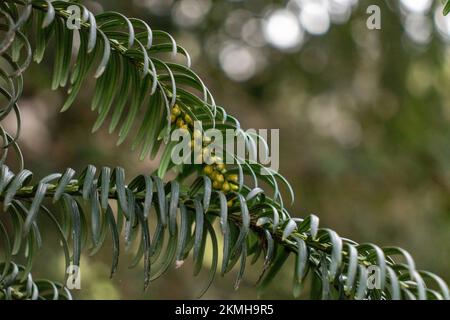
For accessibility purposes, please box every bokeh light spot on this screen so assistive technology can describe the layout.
[219,42,257,81]
[263,9,304,51]
[400,0,432,14]
[299,1,330,35]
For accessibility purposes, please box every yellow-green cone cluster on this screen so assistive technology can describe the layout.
[171,104,192,130]
[203,164,239,205]
[171,104,239,206]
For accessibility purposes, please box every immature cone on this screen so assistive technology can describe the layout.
[172,104,181,116]
[184,114,193,125]
[203,165,213,176]
[227,174,239,183]
[222,181,230,193]
[216,163,225,172]
[215,174,224,183]
[176,118,184,128]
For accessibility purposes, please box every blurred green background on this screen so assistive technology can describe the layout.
[7,0,450,299]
